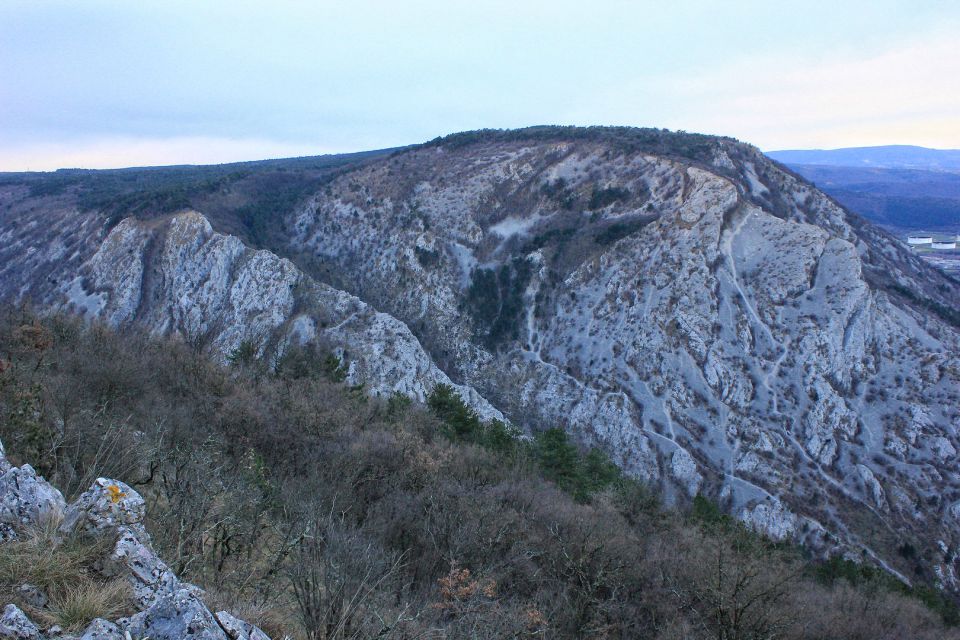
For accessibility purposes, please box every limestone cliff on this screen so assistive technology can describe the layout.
[2,127,959,588]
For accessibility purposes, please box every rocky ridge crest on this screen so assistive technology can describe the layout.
[0,438,271,640]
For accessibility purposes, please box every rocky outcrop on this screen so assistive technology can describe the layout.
[123,589,229,640]
[78,619,122,640]
[77,212,500,420]
[213,611,270,640]
[0,439,272,640]
[0,465,65,535]
[60,478,146,539]
[278,132,960,581]
[1,127,959,586]
[0,605,41,640]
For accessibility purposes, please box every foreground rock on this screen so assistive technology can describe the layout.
[0,464,66,534]
[0,439,272,640]
[0,605,40,640]
[60,478,146,539]
[78,619,121,640]
[123,589,228,640]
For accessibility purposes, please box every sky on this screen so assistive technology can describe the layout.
[1,0,958,170]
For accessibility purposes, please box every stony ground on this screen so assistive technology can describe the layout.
[0,438,273,640]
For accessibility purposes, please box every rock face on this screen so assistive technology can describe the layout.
[0,465,66,534]
[0,439,272,640]
[1,127,959,586]
[0,605,41,640]
[0,208,499,420]
[279,132,960,578]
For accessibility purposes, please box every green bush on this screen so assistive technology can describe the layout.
[588,185,630,210]
[464,257,533,349]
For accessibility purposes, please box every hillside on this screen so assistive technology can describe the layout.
[0,309,956,639]
[2,126,960,605]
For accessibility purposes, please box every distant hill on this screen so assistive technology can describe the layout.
[767,145,960,171]
[780,164,960,230]
[765,146,960,230]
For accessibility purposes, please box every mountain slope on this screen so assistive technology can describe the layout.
[0,205,499,419]
[4,309,956,639]
[2,127,960,591]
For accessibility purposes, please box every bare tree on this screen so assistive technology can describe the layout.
[288,512,410,640]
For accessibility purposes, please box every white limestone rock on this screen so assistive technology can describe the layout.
[0,463,66,529]
[124,589,228,640]
[670,448,703,497]
[109,526,181,608]
[0,439,9,474]
[61,478,147,539]
[857,464,887,510]
[932,436,957,461]
[739,498,798,541]
[79,618,123,640]
[214,611,270,640]
[0,605,40,640]
[75,212,502,422]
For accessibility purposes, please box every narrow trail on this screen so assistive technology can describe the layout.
[722,206,791,416]
[327,310,361,332]
[721,208,775,347]
[760,347,789,413]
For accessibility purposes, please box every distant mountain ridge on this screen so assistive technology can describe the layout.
[779,164,960,230]
[766,146,960,230]
[767,145,960,172]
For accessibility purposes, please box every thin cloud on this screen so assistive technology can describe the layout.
[660,27,960,149]
[1,2,958,169]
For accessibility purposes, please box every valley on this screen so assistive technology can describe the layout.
[2,126,960,606]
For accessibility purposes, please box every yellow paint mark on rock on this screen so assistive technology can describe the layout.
[106,484,127,504]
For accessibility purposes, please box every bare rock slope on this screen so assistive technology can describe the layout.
[2,127,959,588]
[0,205,500,419]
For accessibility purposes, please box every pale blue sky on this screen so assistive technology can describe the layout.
[1,0,958,169]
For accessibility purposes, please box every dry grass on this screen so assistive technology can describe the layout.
[46,579,132,631]
[0,515,134,631]
[204,588,303,640]
[0,516,100,591]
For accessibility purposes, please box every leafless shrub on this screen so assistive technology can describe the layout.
[287,513,410,640]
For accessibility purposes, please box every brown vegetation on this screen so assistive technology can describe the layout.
[0,306,956,639]
[0,514,135,630]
